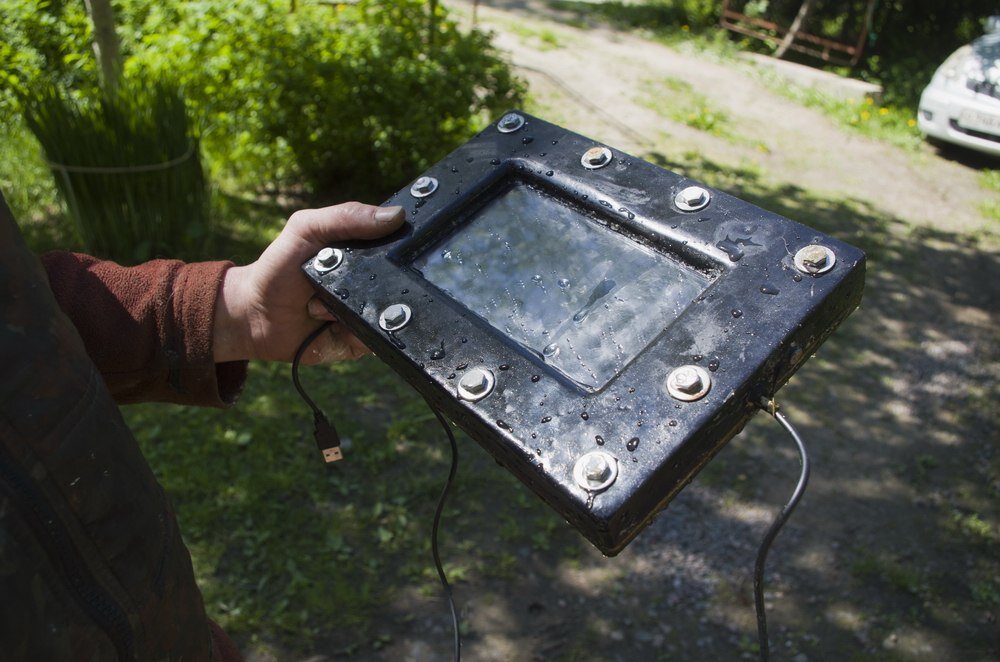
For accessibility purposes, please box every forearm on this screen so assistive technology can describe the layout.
[41,252,246,406]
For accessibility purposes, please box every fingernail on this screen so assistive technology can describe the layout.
[374,205,404,224]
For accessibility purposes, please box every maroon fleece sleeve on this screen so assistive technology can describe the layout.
[40,252,247,407]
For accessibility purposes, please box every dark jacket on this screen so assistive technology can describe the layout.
[0,193,245,660]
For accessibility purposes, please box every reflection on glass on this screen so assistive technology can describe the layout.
[411,183,711,390]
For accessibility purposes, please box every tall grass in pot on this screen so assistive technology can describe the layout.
[21,78,209,263]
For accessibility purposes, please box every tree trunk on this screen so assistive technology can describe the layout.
[83,0,122,91]
[775,0,818,59]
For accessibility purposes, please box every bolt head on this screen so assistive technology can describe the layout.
[457,367,495,401]
[497,112,524,132]
[794,244,836,275]
[459,370,490,395]
[582,146,611,168]
[672,367,703,394]
[409,176,438,198]
[583,454,611,482]
[573,451,618,492]
[675,186,711,211]
[314,247,343,271]
[666,364,712,401]
[379,303,411,331]
[383,305,406,327]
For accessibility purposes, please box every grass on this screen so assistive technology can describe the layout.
[754,69,925,152]
[503,20,564,51]
[850,553,926,597]
[637,76,733,137]
[124,356,580,651]
[978,169,1000,222]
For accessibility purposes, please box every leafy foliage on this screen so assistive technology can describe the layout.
[0,0,98,118]
[3,0,523,203]
[126,0,523,200]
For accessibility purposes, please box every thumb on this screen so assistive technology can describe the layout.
[288,202,405,245]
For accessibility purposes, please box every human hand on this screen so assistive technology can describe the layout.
[213,202,405,364]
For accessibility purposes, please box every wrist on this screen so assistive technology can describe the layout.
[213,265,255,363]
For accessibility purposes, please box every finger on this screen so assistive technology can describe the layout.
[289,202,405,245]
[307,296,337,321]
[303,325,371,365]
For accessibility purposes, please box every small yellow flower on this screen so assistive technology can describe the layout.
[907,118,917,127]
[865,97,874,105]
[861,111,871,121]
[878,107,889,116]
[682,25,690,32]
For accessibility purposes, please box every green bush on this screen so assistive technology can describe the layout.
[127,0,524,200]
[21,78,210,263]
[0,0,98,120]
[4,0,523,204]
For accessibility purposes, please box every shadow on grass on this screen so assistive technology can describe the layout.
[126,152,998,659]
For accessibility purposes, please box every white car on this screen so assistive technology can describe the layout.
[918,18,1000,157]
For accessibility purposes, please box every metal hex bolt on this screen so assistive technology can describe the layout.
[313,247,343,273]
[673,367,702,393]
[573,451,618,492]
[497,112,525,133]
[581,146,613,169]
[584,454,611,482]
[457,367,495,402]
[378,303,412,331]
[674,186,711,212]
[409,176,438,198]
[794,244,836,275]
[666,364,712,401]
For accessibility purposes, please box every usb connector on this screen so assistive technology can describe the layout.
[314,412,343,463]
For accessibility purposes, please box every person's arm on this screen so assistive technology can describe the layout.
[42,202,404,406]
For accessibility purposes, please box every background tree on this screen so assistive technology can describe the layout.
[82,0,121,90]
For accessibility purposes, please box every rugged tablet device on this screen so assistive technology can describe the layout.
[303,112,865,555]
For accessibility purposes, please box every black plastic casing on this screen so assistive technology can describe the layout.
[303,112,865,556]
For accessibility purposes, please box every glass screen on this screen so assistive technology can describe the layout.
[411,183,711,391]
